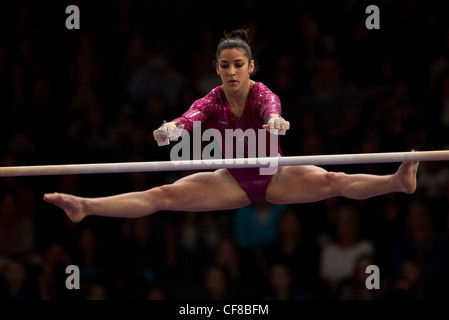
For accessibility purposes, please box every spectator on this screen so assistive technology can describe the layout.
[211,237,260,298]
[262,263,306,300]
[35,241,72,300]
[319,205,375,298]
[389,199,449,298]
[0,258,38,300]
[145,286,167,300]
[383,259,423,300]
[127,53,185,108]
[197,265,233,300]
[0,191,35,257]
[263,208,320,298]
[71,226,108,291]
[338,255,386,300]
[233,201,286,254]
[84,282,108,300]
[117,216,165,299]
[416,161,449,201]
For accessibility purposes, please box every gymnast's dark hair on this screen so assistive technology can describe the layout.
[215,28,253,63]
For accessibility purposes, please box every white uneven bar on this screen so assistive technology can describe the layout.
[0,150,448,177]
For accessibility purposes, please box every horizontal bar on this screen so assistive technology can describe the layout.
[0,150,448,177]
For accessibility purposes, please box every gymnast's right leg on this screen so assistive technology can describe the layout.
[43,169,251,223]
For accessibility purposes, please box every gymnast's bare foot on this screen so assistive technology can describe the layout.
[43,193,87,223]
[394,158,419,194]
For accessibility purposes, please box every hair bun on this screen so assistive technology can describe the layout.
[224,28,250,44]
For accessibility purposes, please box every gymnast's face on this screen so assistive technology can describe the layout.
[216,48,254,92]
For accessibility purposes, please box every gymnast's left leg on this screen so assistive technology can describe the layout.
[265,160,419,204]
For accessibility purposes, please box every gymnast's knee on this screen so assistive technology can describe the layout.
[142,185,174,209]
[324,171,348,196]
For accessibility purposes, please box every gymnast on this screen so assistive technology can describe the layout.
[43,29,419,223]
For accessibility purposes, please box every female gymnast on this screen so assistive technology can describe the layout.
[43,29,419,223]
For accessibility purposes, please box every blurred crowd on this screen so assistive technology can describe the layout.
[0,0,449,300]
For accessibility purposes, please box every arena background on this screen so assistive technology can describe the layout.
[0,0,449,300]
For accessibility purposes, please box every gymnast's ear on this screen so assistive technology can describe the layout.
[249,59,255,74]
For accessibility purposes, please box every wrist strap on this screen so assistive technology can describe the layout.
[265,115,283,124]
[162,120,180,128]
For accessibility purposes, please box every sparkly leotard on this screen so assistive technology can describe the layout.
[172,82,283,202]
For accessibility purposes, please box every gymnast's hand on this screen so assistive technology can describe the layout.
[262,114,290,135]
[153,121,184,146]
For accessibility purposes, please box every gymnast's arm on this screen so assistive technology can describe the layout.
[153,97,212,143]
[257,86,290,132]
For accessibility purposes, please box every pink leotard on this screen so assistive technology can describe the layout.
[172,82,283,202]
